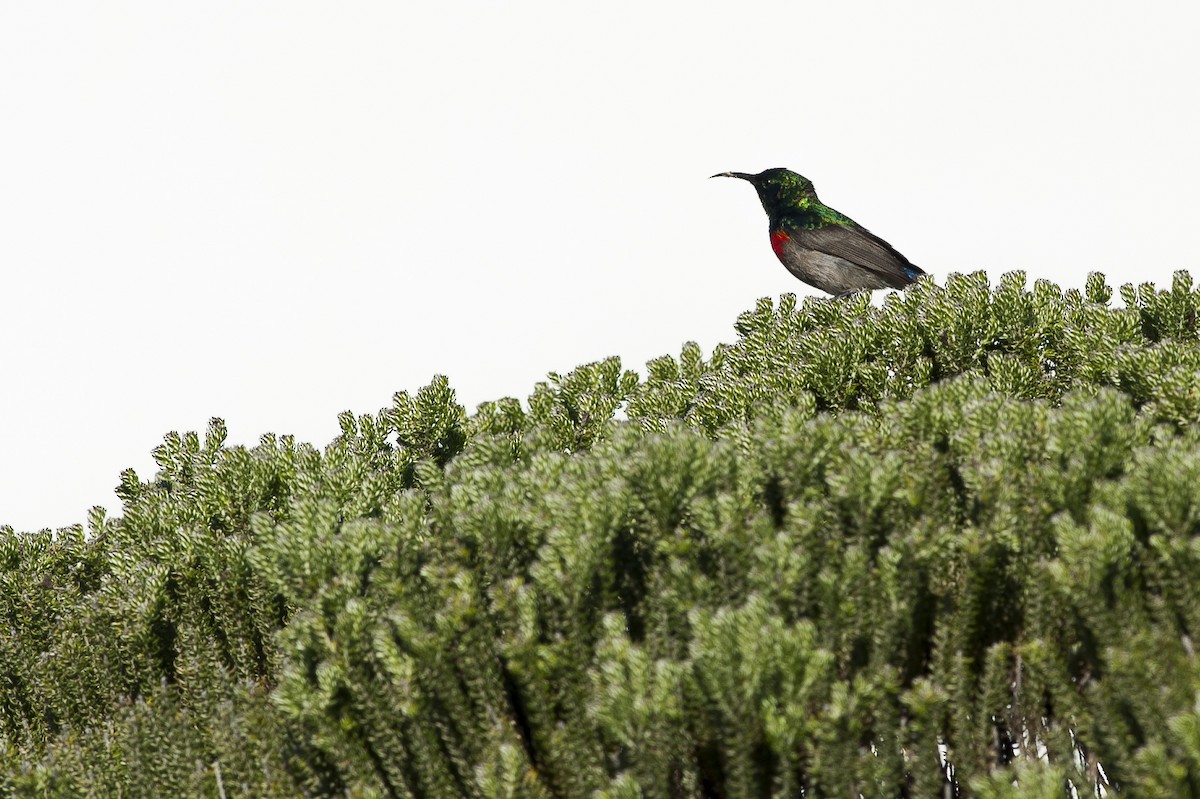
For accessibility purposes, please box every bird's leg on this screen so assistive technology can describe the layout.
[831,289,866,301]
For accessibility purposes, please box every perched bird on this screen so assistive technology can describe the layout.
[712,168,924,297]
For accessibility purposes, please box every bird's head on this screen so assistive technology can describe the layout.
[711,167,818,218]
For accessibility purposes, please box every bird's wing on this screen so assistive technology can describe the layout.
[794,224,924,286]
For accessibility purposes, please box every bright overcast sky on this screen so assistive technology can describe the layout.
[3,1,1198,532]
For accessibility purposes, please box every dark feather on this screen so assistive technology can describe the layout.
[792,224,924,288]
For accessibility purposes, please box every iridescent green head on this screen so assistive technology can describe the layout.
[711,167,819,221]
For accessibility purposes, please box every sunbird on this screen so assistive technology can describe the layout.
[713,168,925,297]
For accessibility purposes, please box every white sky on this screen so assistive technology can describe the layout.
[3,1,1198,533]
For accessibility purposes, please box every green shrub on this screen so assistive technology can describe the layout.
[3,271,1200,797]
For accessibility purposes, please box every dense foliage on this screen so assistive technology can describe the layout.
[4,271,1200,797]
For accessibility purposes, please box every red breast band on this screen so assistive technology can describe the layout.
[769,230,790,259]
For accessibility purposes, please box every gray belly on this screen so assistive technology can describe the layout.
[778,249,895,295]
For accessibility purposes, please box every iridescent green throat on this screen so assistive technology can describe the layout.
[774,201,855,232]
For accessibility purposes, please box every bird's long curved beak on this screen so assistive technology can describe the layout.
[711,171,754,180]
